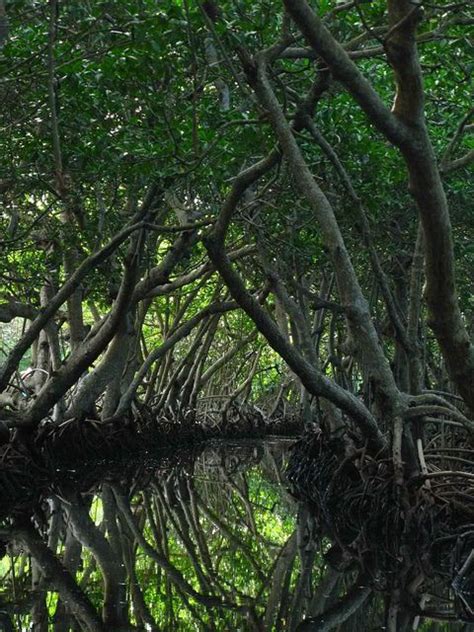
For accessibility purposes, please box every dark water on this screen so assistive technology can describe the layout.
[0,439,470,631]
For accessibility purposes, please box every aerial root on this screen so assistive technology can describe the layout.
[286,426,474,620]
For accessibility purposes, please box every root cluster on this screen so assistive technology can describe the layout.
[286,426,474,621]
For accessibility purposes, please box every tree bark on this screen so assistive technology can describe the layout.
[283,0,474,411]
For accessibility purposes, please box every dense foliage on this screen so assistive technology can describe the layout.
[0,0,472,432]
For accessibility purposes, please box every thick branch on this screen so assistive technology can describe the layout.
[204,239,385,451]
[141,245,255,300]
[0,221,144,392]
[21,235,144,428]
[132,230,200,300]
[285,0,474,410]
[66,499,126,628]
[0,301,37,322]
[402,129,474,410]
[247,59,400,411]
[282,0,409,146]
[303,117,410,353]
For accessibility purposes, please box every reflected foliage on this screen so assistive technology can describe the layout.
[0,441,469,631]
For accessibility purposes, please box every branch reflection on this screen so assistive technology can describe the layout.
[0,440,469,631]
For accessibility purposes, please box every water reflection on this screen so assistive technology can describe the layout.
[0,440,470,631]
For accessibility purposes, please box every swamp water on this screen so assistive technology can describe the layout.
[0,439,470,631]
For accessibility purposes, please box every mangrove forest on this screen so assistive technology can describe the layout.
[0,0,472,629]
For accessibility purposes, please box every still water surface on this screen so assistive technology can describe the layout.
[0,439,470,631]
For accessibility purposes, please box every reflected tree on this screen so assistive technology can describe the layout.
[0,442,469,631]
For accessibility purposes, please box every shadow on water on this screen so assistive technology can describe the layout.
[0,438,471,631]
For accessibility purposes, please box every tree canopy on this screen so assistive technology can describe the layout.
[0,0,472,446]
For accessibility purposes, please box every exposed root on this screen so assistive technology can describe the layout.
[286,426,474,622]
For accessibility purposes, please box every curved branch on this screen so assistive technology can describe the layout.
[0,221,144,393]
[204,240,385,451]
[20,233,145,428]
[285,0,474,411]
[440,149,474,174]
[405,405,474,434]
[246,58,400,412]
[282,0,409,147]
[0,301,37,322]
